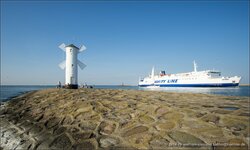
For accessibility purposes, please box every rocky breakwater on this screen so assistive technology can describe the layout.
[0,88,249,150]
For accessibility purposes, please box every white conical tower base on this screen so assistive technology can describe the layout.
[59,43,87,89]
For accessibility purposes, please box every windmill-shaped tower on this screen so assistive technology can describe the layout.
[59,43,86,89]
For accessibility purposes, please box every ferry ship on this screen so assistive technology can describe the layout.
[139,61,241,87]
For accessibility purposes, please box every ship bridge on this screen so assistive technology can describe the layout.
[207,70,221,78]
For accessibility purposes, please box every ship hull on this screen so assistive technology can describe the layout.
[139,75,241,88]
[139,83,239,87]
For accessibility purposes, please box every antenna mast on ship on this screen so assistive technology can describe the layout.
[151,66,155,78]
[193,60,197,72]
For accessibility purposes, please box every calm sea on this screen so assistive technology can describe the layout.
[0,85,249,102]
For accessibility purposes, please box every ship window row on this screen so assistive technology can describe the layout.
[182,78,197,80]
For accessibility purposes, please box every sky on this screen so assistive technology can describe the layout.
[1,1,249,85]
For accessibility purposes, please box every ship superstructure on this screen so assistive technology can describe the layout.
[139,61,241,87]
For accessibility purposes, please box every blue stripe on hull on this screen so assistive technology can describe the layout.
[139,84,154,87]
[139,83,239,87]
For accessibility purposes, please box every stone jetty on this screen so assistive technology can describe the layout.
[0,88,249,149]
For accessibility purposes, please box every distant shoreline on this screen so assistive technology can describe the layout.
[1,85,249,101]
[239,84,250,87]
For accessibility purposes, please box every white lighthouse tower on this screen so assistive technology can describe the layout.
[59,43,86,89]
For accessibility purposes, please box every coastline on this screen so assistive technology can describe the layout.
[0,88,249,149]
[239,84,250,87]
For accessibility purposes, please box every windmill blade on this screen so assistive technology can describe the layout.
[79,44,86,52]
[59,60,66,70]
[77,59,86,70]
[59,43,66,51]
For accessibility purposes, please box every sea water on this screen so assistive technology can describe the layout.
[0,85,54,102]
[0,85,249,102]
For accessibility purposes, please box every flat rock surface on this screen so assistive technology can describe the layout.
[0,88,249,149]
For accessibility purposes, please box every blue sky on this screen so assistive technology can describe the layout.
[1,1,249,85]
